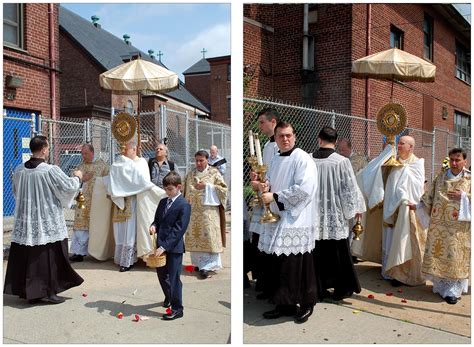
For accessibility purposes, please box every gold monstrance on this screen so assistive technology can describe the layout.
[377,103,407,167]
[111,112,137,154]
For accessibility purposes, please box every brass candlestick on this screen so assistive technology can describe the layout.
[255,164,280,223]
[352,215,364,240]
[247,156,262,208]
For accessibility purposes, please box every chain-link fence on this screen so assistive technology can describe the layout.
[3,106,231,230]
[243,97,470,203]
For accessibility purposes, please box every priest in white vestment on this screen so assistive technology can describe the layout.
[259,121,318,324]
[248,108,280,296]
[4,136,84,304]
[356,136,427,286]
[312,127,366,300]
[103,140,165,272]
[184,150,228,279]
[417,148,471,304]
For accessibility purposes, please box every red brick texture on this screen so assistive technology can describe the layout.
[244,3,470,133]
[3,4,60,118]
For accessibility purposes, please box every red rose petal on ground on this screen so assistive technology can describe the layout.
[184,265,195,273]
[117,312,124,319]
[82,293,88,297]
[166,307,172,315]
[134,314,140,322]
[401,299,407,303]
[368,294,374,299]
[386,292,393,296]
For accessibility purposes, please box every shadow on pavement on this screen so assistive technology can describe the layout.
[84,299,162,318]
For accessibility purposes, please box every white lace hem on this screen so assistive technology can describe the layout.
[70,229,89,255]
[425,274,469,298]
[258,225,315,256]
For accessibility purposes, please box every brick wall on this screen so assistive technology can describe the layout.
[244,3,470,133]
[350,4,470,133]
[210,61,231,124]
[184,73,211,109]
[59,32,111,110]
[3,4,60,118]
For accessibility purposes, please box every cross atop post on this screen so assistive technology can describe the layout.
[201,48,207,59]
[157,50,163,62]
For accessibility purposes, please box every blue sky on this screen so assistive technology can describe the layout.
[61,3,231,79]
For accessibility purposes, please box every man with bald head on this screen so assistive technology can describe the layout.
[337,138,368,174]
[356,135,427,287]
[208,145,226,176]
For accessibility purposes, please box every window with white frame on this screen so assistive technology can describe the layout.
[3,3,23,49]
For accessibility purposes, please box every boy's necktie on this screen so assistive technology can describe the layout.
[164,198,173,215]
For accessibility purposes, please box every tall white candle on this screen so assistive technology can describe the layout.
[255,136,263,165]
[249,130,255,156]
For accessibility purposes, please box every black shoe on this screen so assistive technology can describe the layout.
[43,294,65,304]
[162,299,171,308]
[321,289,332,300]
[27,298,42,304]
[294,306,313,324]
[445,296,458,305]
[162,311,184,320]
[199,269,213,279]
[256,292,271,300]
[119,266,131,272]
[263,308,283,319]
[255,280,264,292]
[390,279,403,287]
[244,276,251,289]
[333,291,353,301]
[69,254,84,262]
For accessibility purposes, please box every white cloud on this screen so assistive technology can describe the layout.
[173,23,231,77]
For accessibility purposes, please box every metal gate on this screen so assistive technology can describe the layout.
[3,109,37,217]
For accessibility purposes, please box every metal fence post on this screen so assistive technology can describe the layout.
[331,110,336,129]
[83,120,87,143]
[431,129,436,182]
[160,104,167,142]
[48,121,53,163]
[86,119,91,143]
[110,107,115,165]
[195,119,199,152]
[185,111,190,173]
[30,113,36,137]
[38,114,43,135]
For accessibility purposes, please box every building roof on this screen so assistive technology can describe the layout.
[433,4,470,42]
[183,58,210,75]
[59,6,209,113]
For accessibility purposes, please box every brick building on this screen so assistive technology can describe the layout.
[184,55,231,124]
[3,3,60,216]
[244,4,470,137]
[4,3,60,119]
[58,6,209,123]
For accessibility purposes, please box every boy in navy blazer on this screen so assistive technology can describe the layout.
[149,171,191,320]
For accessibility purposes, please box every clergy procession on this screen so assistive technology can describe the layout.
[4,134,228,322]
[245,108,471,325]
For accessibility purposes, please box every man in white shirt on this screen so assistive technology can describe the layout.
[259,121,318,324]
